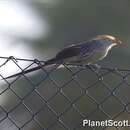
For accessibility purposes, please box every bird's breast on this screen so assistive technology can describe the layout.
[83,50,108,64]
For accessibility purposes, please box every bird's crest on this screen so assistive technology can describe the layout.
[94,34,122,44]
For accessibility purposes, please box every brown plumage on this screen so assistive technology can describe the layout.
[4,34,122,79]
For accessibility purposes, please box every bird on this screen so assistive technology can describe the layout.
[4,34,122,79]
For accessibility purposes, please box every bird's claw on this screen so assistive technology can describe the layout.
[85,64,101,73]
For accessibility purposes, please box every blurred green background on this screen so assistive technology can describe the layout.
[0,0,130,130]
[29,0,129,68]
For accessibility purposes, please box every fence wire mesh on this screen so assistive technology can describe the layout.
[0,56,130,130]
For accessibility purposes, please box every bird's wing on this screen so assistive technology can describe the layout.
[56,40,104,61]
[55,45,82,60]
[79,40,104,58]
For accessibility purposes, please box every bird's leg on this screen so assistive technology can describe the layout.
[91,64,101,73]
[85,64,101,73]
[92,64,101,69]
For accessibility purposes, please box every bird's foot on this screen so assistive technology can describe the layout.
[85,64,101,73]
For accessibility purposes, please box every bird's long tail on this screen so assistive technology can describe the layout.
[4,58,58,79]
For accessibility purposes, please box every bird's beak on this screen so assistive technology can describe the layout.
[116,38,122,44]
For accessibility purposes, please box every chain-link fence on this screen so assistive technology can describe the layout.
[0,56,130,130]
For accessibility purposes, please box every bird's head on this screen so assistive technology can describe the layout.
[94,34,122,46]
